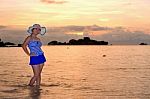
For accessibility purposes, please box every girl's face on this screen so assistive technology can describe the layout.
[32,28,41,35]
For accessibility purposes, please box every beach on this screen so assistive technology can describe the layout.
[0,45,150,99]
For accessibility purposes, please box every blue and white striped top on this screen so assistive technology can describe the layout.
[28,38,44,56]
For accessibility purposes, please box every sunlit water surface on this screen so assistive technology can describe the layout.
[0,45,150,99]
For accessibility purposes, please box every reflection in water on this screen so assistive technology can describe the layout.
[28,86,41,99]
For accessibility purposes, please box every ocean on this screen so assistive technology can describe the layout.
[0,45,150,99]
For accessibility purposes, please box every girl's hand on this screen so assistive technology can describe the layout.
[30,52,37,56]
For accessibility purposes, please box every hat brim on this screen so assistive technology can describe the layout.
[27,26,46,35]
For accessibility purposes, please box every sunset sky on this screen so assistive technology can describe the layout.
[0,0,150,44]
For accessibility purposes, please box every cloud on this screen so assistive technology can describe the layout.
[0,25,7,29]
[92,27,150,45]
[46,25,113,37]
[41,0,67,4]
[48,25,112,32]
[1,25,150,45]
[0,26,81,45]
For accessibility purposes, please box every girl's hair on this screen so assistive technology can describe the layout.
[31,28,35,32]
[31,28,36,32]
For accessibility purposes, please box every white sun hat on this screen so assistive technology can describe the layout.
[27,24,46,35]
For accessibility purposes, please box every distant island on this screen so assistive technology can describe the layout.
[0,38,22,47]
[139,43,148,45]
[0,37,149,47]
[48,37,109,45]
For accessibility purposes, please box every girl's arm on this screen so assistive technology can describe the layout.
[22,36,31,56]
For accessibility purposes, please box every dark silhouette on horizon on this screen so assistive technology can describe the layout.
[48,37,109,45]
[0,38,22,47]
[0,37,149,47]
[139,43,148,45]
[0,38,6,47]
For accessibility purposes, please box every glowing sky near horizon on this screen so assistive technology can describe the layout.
[0,0,150,31]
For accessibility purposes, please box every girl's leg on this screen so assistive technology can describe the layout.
[28,65,40,86]
[36,63,44,85]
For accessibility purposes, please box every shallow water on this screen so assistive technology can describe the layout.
[0,45,150,99]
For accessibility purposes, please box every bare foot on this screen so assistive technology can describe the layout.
[28,84,34,87]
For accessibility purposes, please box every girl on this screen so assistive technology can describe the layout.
[22,24,46,87]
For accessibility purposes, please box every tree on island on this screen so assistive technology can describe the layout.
[0,39,5,47]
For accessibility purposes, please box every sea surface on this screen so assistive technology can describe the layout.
[0,45,150,99]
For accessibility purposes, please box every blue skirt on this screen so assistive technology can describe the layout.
[29,54,46,65]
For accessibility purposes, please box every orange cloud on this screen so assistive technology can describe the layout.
[41,0,67,4]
